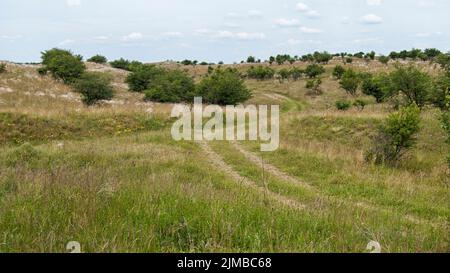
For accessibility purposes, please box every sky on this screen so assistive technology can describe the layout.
[1,0,449,63]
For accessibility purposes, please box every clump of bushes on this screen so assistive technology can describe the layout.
[365,104,421,165]
[38,48,86,84]
[332,65,345,79]
[313,51,332,64]
[361,73,389,103]
[110,58,142,71]
[144,69,195,103]
[0,63,6,73]
[196,68,252,105]
[247,66,275,80]
[305,79,322,96]
[305,64,325,78]
[125,64,165,92]
[378,55,390,65]
[335,100,352,111]
[73,72,115,105]
[353,99,367,111]
[87,54,108,64]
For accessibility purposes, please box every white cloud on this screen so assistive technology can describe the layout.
[360,14,383,24]
[66,0,81,7]
[285,38,322,46]
[367,0,382,6]
[93,36,108,40]
[234,32,266,40]
[1,34,23,40]
[353,37,382,44]
[275,18,300,27]
[122,32,143,41]
[198,29,265,40]
[59,39,75,46]
[162,32,184,38]
[296,2,320,18]
[299,26,323,34]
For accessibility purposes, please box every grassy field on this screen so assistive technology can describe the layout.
[0,59,448,252]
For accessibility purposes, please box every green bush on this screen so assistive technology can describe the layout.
[39,48,85,84]
[0,63,6,73]
[305,78,322,96]
[313,51,332,64]
[125,64,165,92]
[361,73,389,103]
[73,72,115,105]
[365,105,421,165]
[110,58,131,70]
[246,56,256,63]
[386,65,433,108]
[431,70,450,110]
[378,56,390,65]
[332,65,345,79]
[196,68,252,105]
[339,69,361,96]
[353,99,367,111]
[305,64,325,78]
[87,55,108,64]
[278,68,291,81]
[335,100,351,111]
[247,66,275,80]
[144,69,195,103]
[290,67,303,81]
[345,57,353,64]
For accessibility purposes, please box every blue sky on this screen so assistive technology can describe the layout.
[1,0,449,63]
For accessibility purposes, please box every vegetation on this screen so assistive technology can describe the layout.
[125,64,165,92]
[144,69,195,103]
[38,48,85,84]
[247,66,275,80]
[378,55,390,65]
[87,55,108,64]
[109,58,142,71]
[339,69,361,96]
[0,63,6,74]
[361,73,388,103]
[335,100,352,111]
[73,72,114,105]
[366,105,421,165]
[332,65,345,79]
[305,64,325,78]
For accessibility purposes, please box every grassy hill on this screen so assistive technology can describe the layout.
[0,59,448,252]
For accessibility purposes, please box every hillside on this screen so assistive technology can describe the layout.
[0,59,449,252]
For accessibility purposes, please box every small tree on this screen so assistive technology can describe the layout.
[87,55,108,64]
[39,48,85,84]
[361,73,389,103]
[196,68,252,105]
[278,68,291,82]
[353,99,367,111]
[73,72,114,105]
[246,56,256,63]
[431,70,450,110]
[305,64,325,78]
[247,66,275,80]
[378,56,390,65]
[290,67,303,81]
[125,64,165,92]
[387,65,433,108]
[339,69,361,96]
[110,58,131,70]
[313,51,332,64]
[144,69,195,103]
[306,78,322,96]
[332,65,345,79]
[365,104,421,165]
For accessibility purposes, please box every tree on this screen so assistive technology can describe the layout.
[73,72,114,105]
[313,51,332,64]
[365,51,376,60]
[424,48,442,59]
[0,63,6,74]
[339,69,361,96]
[378,55,390,65]
[246,56,256,63]
[278,68,291,82]
[365,105,421,165]
[305,64,325,78]
[386,65,433,108]
[436,53,450,70]
[290,67,303,81]
[247,66,275,80]
[144,69,196,103]
[306,78,322,95]
[125,64,165,92]
[361,73,389,103]
[196,68,252,105]
[110,58,132,70]
[332,65,345,79]
[432,70,450,110]
[87,55,108,64]
[39,48,85,84]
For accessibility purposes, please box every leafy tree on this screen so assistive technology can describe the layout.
[87,55,108,64]
[278,68,291,82]
[0,63,6,74]
[436,53,450,70]
[305,64,325,78]
[247,66,275,80]
[353,99,367,111]
[354,52,365,59]
[378,55,390,65]
[196,68,252,105]
[332,65,345,79]
[305,78,322,95]
[365,51,376,60]
[39,48,85,84]
[246,56,256,63]
[365,105,421,165]
[125,64,165,92]
[269,56,275,65]
[181,59,193,66]
[432,70,450,110]
[73,72,114,105]
[424,48,442,59]
[144,69,195,103]
[361,73,389,103]
[386,65,433,108]
[290,67,303,81]
[345,57,353,64]
[313,51,332,64]
[339,69,361,96]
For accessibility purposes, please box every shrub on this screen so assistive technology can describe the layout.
[278,68,291,82]
[110,58,131,70]
[332,65,345,79]
[335,100,351,111]
[125,64,165,92]
[290,67,303,81]
[305,79,322,96]
[39,48,85,84]
[73,72,115,105]
[435,54,450,70]
[365,105,421,165]
[313,51,332,64]
[345,57,353,64]
[386,65,433,108]
[365,51,376,60]
[247,66,275,80]
[431,71,450,110]
[246,56,256,63]
[339,69,361,96]
[0,63,6,73]
[305,64,325,78]
[144,69,195,103]
[196,68,252,105]
[361,73,389,103]
[353,99,367,111]
[378,56,390,65]
[87,55,108,64]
